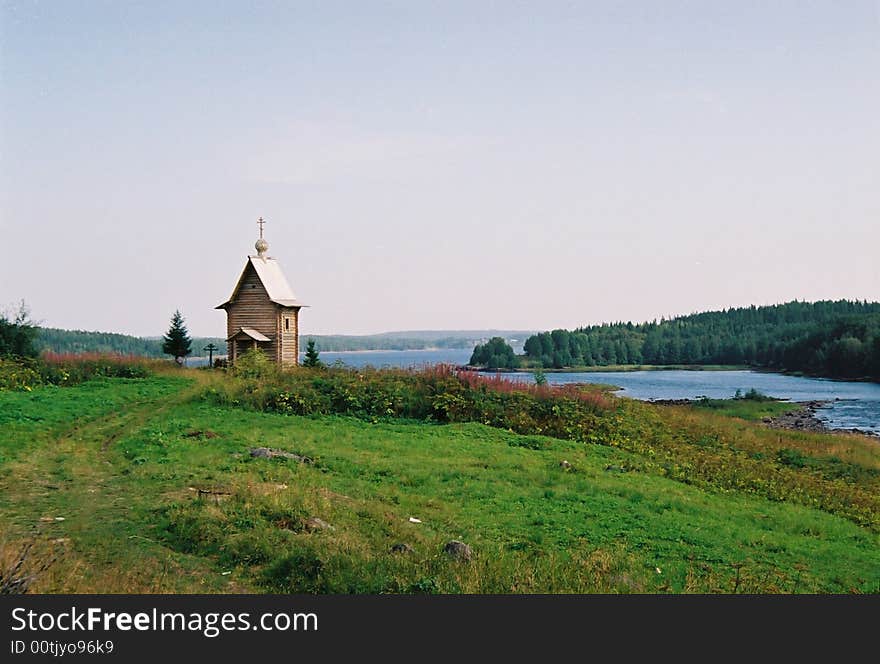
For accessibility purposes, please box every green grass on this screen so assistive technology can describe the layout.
[688,397,799,421]
[1,374,878,594]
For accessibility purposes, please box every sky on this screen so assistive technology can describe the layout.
[1,1,878,336]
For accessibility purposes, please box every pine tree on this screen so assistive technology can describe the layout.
[0,300,38,358]
[302,338,322,367]
[469,337,517,369]
[162,310,192,365]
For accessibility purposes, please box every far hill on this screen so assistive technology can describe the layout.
[36,328,226,358]
[35,328,535,356]
[371,330,534,341]
[307,330,534,352]
[520,300,880,380]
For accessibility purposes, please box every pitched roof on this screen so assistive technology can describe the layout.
[227,327,272,342]
[216,255,308,309]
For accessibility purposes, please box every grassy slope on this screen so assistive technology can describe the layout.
[0,375,878,593]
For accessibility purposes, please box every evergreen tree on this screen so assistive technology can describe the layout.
[523,335,542,358]
[469,337,518,369]
[302,338,322,367]
[162,310,192,365]
[0,300,38,358]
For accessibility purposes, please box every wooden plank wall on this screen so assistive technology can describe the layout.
[225,263,279,362]
[279,308,300,366]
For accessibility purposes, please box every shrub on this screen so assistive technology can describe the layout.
[232,347,276,380]
[777,448,808,468]
[0,358,42,391]
[204,364,614,439]
[40,353,152,383]
[0,354,153,391]
[739,388,774,402]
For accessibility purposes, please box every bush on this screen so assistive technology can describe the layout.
[777,448,808,468]
[204,364,615,438]
[0,359,42,391]
[40,353,152,383]
[737,388,774,402]
[0,355,153,392]
[232,348,276,380]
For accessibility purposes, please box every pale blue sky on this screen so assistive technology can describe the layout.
[1,1,878,335]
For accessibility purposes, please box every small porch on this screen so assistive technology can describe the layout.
[227,327,273,364]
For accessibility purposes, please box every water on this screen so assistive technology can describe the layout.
[531,370,880,434]
[185,348,472,368]
[309,349,880,434]
[186,356,217,368]
[315,348,474,369]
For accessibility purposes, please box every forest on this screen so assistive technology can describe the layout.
[35,327,224,357]
[33,328,480,356]
[521,300,880,380]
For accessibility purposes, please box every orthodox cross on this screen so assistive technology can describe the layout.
[257,216,266,239]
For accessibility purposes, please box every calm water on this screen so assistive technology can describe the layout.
[192,348,880,434]
[189,348,474,368]
[315,348,474,369]
[532,370,880,434]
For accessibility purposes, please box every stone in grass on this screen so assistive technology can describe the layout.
[250,447,313,464]
[184,430,219,439]
[443,540,473,562]
[390,543,414,554]
[305,517,334,532]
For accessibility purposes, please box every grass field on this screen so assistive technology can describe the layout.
[1,371,878,594]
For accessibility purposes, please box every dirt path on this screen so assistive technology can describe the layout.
[0,375,234,592]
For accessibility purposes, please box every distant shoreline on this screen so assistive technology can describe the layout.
[474,364,879,383]
[503,364,750,374]
[317,348,459,354]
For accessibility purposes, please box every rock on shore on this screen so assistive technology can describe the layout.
[762,401,829,433]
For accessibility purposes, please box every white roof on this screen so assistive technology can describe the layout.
[248,256,304,307]
[228,327,272,342]
[217,255,307,309]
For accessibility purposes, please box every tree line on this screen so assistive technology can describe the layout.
[35,327,223,358]
[33,328,476,355]
[308,335,472,351]
[517,300,880,379]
